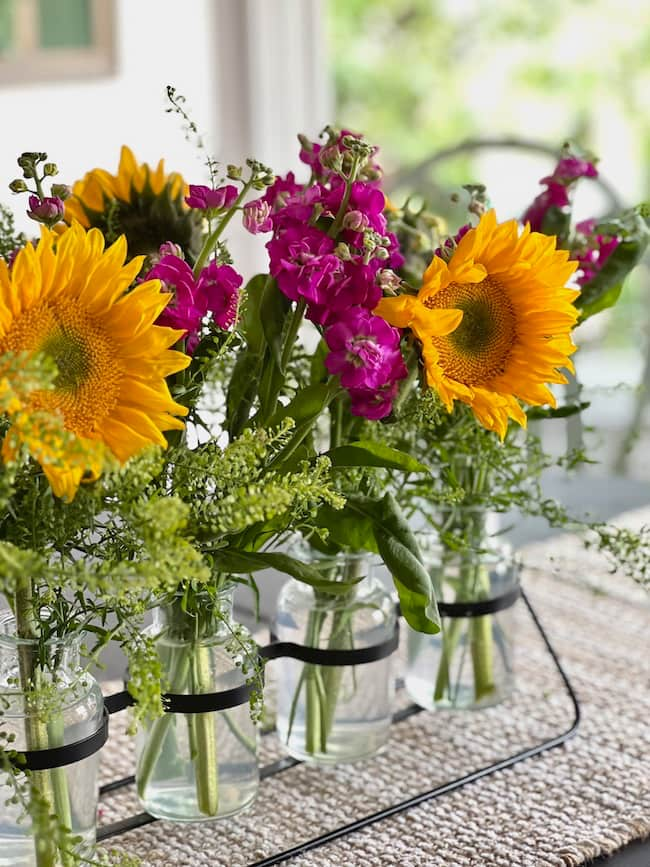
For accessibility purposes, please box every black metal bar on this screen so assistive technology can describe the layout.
[97,589,581,860]
[245,588,581,867]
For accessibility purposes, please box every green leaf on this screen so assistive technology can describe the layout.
[210,549,362,595]
[239,274,268,354]
[267,382,339,466]
[310,338,329,385]
[345,493,440,634]
[577,208,650,321]
[526,401,590,421]
[326,441,431,474]
[226,349,263,439]
[313,503,378,554]
[260,277,291,371]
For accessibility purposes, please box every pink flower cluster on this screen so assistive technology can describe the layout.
[242,132,407,418]
[145,250,242,353]
[573,219,620,287]
[522,155,598,232]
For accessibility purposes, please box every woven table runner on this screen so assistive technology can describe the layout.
[98,535,650,867]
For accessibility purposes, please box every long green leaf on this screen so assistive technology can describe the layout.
[326,441,430,474]
[210,549,363,595]
[346,493,440,633]
[260,277,291,371]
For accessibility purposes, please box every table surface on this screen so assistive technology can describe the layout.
[97,513,650,867]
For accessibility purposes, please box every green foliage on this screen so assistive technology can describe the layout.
[577,205,650,321]
[0,203,26,262]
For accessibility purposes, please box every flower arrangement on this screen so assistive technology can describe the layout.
[0,94,649,866]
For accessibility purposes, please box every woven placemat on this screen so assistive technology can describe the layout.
[98,543,650,867]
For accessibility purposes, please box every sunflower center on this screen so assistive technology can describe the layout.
[0,300,123,436]
[425,276,516,385]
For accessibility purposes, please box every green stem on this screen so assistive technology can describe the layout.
[470,615,495,701]
[14,577,59,867]
[280,298,306,375]
[191,642,218,816]
[192,180,254,277]
[136,644,191,800]
[46,715,74,867]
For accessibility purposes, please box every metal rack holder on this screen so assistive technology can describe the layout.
[96,587,581,867]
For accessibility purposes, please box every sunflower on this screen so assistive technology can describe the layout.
[375,210,579,438]
[0,222,190,499]
[64,145,203,261]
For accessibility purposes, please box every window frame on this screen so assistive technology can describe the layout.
[0,0,115,85]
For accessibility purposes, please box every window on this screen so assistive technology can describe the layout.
[0,0,115,85]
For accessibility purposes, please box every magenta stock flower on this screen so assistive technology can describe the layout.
[243,199,273,234]
[185,184,238,211]
[262,172,302,212]
[197,262,242,330]
[325,307,407,419]
[349,381,401,421]
[267,225,342,307]
[26,194,65,225]
[573,219,620,287]
[146,255,242,352]
[522,153,598,233]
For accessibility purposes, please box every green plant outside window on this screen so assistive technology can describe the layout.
[38,0,92,49]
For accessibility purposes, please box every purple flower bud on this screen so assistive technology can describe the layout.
[159,241,185,259]
[184,184,238,211]
[242,199,273,234]
[26,195,65,225]
[342,210,369,232]
[377,269,402,293]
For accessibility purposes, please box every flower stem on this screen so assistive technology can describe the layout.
[191,642,218,816]
[192,179,255,278]
[14,577,61,867]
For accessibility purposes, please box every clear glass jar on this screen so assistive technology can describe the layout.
[274,552,396,764]
[406,543,520,710]
[0,611,104,867]
[135,587,259,822]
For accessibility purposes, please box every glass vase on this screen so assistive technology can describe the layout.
[135,587,259,822]
[0,611,104,867]
[274,552,396,764]
[405,542,520,710]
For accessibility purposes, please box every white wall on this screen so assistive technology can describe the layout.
[0,0,218,234]
[0,0,333,276]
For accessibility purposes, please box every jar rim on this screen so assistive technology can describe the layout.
[0,609,83,650]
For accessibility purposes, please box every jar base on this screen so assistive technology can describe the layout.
[278,718,391,765]
[405,672,514,711]
[0,826,95,867]
[140,779,258,823]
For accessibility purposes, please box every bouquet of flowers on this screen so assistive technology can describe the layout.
[375,146,650,709]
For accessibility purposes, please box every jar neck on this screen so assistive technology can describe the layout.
[0,611,83,686]
[154,586,235,641]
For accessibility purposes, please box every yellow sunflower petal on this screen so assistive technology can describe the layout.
[385,210,580,435]
[0,225,190,499]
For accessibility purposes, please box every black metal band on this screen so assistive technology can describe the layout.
[102,623,400,718]
[161,684,252,713]
[438,585,521,619]
[260,622,399,666]
[10,706,109,772]
[104,685,252,715]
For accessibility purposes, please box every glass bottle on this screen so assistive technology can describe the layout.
[406,539,520,710]
[274,552,396,764]
[0,611,104,867]
[135,587,259,822]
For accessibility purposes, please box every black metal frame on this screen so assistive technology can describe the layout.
[96,588,581,866]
